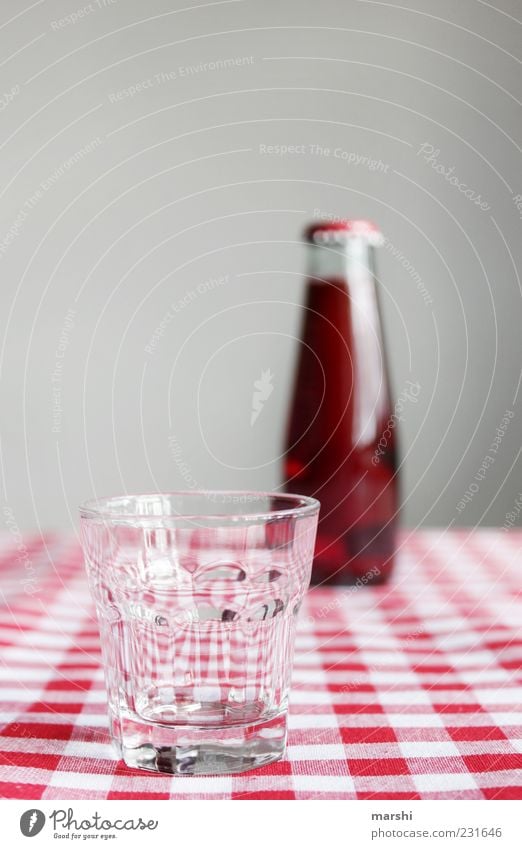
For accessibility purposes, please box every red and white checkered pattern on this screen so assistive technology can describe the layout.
[0,529,521,800]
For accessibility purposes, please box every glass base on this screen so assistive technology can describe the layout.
[112,711,287,775]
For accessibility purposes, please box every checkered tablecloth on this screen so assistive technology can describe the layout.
[1,529,521,800]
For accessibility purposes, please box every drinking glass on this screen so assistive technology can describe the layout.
[79,491,319,775]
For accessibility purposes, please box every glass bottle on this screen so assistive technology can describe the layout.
[283,220,399,585]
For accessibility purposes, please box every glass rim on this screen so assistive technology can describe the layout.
[78,490,320,526]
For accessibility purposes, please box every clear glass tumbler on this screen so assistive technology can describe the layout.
[79,491,319,775]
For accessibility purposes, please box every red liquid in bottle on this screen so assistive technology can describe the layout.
[283,221,398,585]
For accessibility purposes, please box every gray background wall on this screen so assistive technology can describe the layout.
[0,0,520,532]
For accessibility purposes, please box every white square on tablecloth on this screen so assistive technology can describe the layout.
[167,776,233,794]
[378,689,432,705]
[63,738,115,760]
[49,771,114,791]
[475,686,522,705]
[287,743,346,761]
[288,713,338,729]
[413,772,479,792]
[292,774,355,792]
[399,740,460,758]
[387,713,445,728]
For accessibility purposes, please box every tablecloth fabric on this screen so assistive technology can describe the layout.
[0,529,521,800]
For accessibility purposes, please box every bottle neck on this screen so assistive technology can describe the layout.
[307,238,375,285]
[305,236,387,446]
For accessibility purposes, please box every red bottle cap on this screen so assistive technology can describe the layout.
[305,219,382,245]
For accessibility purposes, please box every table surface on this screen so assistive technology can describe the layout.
[1,529,521,800]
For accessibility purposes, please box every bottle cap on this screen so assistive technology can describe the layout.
[305,219,383,246]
